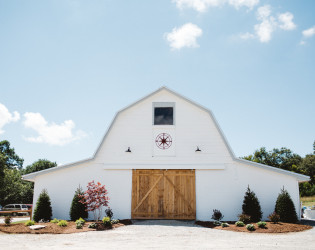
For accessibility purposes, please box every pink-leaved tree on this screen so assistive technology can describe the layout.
[78,181,109,221]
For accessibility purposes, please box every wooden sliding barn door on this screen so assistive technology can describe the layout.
[131,169,196,220]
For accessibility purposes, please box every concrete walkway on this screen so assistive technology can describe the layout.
[0,220,314,249]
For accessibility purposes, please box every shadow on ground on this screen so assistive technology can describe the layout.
[132,219,199,227]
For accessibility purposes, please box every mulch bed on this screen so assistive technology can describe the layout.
[196,221,313,233]
[0,220,132,234]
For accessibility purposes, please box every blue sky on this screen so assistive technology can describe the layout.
[0,0,314,167]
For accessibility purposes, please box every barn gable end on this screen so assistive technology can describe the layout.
[22,87,309,221]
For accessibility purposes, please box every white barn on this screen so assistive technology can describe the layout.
[23,87,309,221]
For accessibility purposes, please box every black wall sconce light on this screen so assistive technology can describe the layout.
[195,146,201,152]
[125,147,131,153]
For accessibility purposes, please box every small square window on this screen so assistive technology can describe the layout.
[154,107,173,125]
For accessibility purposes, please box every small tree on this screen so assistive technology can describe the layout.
[242,186,262,222]
[33,189,52,222]
[70,186,88,221]
[79,181,109,221]
[275,188,298,223]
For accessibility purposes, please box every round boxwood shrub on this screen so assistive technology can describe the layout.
[57,220,68,227]
[70,186,88,221]
[221,222,229,228]
[246,224,256,231]
[24,220,35,226]
[257,221,267,228]
[235,221,245,227]
[242,186,262,222]
[275,188,298,223]
[33,189,52,222]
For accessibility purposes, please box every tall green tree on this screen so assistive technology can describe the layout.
[300,154,315,184]
[0,140,24,170]
[22,159,57,175]
[0,140,24,188]
[242,147,302,172]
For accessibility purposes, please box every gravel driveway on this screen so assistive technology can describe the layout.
[0,220,314,250]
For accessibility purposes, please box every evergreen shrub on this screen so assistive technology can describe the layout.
[70,186,88,221]
[275,188,298,223]
[241,186,262,222]
[33,189,52,222]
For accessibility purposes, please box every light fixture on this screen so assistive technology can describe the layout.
[125,147,131,153]
[195,146,201,152]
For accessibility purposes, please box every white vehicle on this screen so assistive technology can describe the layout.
[2,204,29,216]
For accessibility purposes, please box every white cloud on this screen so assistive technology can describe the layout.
[23,112,87,146]
[172,0,223,12]
[0,103,20,134]
[302,26,315,38]
[172,0,259,12]
[239,32,255,40]
[256,5,271,20]
[229,0,259,10]
[254,17,276,43]
[165,23,202,50]
[278,12,296,30]
[240,5,296,43]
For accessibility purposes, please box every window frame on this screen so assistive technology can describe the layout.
[152,102,175,126]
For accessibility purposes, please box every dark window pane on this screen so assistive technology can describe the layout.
[154,107,173,125]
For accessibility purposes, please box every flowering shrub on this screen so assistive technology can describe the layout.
[88,223,97,229]
[235,221,245,227]
[268,212,280,223]
[57,220,68,227]
[211,209,224,221]
[221,222,229,228]
[25,220,35,226]
[257,221,267,228]
[79,181,110,221]
[246,224,255,231]
[50,218,60,223]
[111,219,119,224]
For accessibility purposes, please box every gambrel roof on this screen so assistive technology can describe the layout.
[22,87,310,182]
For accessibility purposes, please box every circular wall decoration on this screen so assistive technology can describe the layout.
[155,133,172,150]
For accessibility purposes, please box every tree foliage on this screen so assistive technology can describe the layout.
[300,154,315,185]
[0,140,24,170]
[241,186,262,222]
[0,143,57,206]
[33,189,53,222]
[243,143,315,196]
[0,140,24,192]
[22,159,57,175]
[79,181,109,221]
[275,188,298,223]
[70,186,88,221]
[242,147,303,172]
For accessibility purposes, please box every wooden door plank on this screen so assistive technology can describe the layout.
[133,175,163,213]
[164,175,193,212]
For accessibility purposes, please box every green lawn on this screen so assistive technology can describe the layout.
[301,196,315,207]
